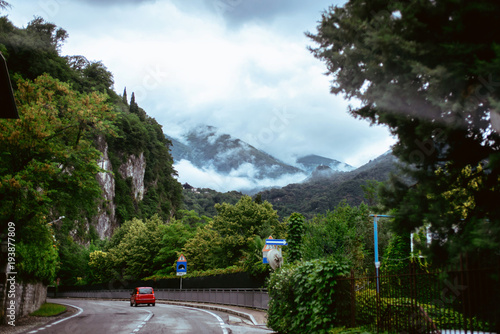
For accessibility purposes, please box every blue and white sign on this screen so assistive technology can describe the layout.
[265,239,288,246]
[263,237,287,264]
[176,254,187,276]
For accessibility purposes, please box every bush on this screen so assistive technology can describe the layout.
[355,288,490,332]
[267,258,351,334]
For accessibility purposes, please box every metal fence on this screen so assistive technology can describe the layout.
[53,288,269,310]
[334,260,500,333]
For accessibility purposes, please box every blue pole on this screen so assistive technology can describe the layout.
[369,214,392,295]
[373,215,380,295]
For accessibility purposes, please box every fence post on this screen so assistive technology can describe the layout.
[410,260,417,333]
[460,254,468,333]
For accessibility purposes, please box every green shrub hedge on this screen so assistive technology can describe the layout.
[355,288,490,331]
[267,258,351,334]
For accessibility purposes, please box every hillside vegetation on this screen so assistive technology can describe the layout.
[0,15,182,284]
[260,152,400,218]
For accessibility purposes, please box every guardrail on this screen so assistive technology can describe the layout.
[52,288,269,310]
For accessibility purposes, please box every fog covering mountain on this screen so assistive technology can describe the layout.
[165,125,354,193]
[296,154,355,174]
[180,149,401,219]
[260,151,399,218]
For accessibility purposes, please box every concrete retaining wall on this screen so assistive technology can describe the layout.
[1,280,47,325]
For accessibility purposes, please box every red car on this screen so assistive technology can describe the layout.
[130,287,155,307]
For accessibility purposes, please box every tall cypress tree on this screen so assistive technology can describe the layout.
[122,87,128,106]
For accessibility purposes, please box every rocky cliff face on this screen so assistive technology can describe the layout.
[94,136,147,239]
[118,152,146,201]
[95,135,117,239]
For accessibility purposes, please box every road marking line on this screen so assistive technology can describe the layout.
[130,308,154,334]
[181,306,229,334]
[28,303,83,333]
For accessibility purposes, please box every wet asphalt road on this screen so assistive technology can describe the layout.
[19,299,273,334]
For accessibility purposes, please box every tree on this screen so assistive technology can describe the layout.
[122,87,128,106]
[0,74,115,282]
[0,1,10,11]
[307,0,500,262]
[242,235,268,277]
[361,180,383,208]
[302,202,382,271]
[153,218,196,275]
[0,17,74,83]
[26,16,68,52]
[90,215,165,282]
[183,196,285,270]
[287,213,305,263]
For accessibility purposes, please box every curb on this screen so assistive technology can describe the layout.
[157,301,260,326]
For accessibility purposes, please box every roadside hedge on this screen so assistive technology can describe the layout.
[267,258,351,334]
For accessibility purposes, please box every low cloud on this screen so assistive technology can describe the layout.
[174,159,306,193]
[9,0,396,172]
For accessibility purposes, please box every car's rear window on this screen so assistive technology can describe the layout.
[139,288,153,294]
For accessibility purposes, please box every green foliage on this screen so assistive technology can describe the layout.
[361,180,384,209]
[287,212,305,263]
[267,258,351,334]
[182,187,243,217]
[308,0,500,263]
[183,196,285,271]
[302,202,387,272]
[381,234,411,273]
[0,74,115,282]
[242,236,269,278]
[329,328,372,334]
[0,16,73,83]
[16,222,59,284]
[153,217,196,275]
[89,215,165,281]
[57,237,104,286]
[145,265,244,281]
[356,289,490,331]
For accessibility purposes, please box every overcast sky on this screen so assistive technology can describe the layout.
[7,0,395,178]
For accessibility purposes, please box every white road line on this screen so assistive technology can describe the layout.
[28,303,83,333]
[181,306,229,334]
[130,308,154,334]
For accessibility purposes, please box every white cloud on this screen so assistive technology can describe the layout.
[7,0,396,183]
[175,159,306,193]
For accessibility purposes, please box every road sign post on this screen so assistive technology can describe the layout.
[176,254,187,289]
[263,236,287,265]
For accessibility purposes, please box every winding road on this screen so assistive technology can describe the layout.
[21,299,272,334]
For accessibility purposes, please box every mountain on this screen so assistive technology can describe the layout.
[296,154,355,174]
[166,125,359,194]
[169,125,402,219]
[259,151,400,218]
[167,125,303,179]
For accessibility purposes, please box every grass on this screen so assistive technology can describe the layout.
[30,303,67,317]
